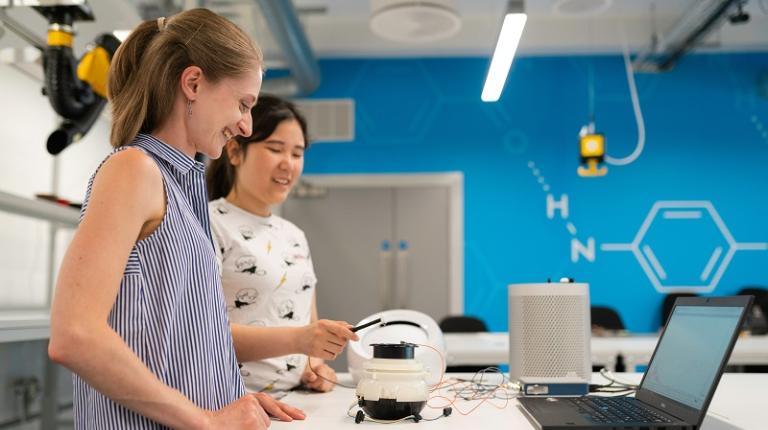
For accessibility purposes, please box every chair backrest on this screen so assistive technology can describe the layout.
[590,306,625,331]
[439,315,491,373]
[439,315,488,333]
[661,293,698,328]
[737,286,768,335]
[737,286,768,311]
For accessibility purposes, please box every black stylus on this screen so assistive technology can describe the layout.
[351,318,382,332]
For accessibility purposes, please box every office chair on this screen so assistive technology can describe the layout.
[661,293,698,328]
[590,306,625,331]
[590,306,626,371]
[736,286,768,335]
[735,287,768,373]
[439,315,493,373]
[439,315,488,333]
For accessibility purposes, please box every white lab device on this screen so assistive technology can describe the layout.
[508,281,591,395]
[347,309,446,386]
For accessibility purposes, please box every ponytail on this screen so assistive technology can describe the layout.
[107,8,262,148]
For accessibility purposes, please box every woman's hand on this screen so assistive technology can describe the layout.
[301,357,337,392]
[204,394,270,429]
[297,320,358,360]
[252,392,306,422]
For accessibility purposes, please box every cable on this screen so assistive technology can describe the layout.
[347,401,452,424]
[426,367,518,416]
[413,343,446,391]
[604,35,646,166]
[587,368,639,396]
[305,356,357,389]
[345,347,518,423]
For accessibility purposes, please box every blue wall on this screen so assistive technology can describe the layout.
[301,53,768,332]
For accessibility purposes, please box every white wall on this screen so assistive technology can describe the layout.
[0,63,110,426]
[0,64,111,309]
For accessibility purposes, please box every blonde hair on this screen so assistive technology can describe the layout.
[108,8,263,148]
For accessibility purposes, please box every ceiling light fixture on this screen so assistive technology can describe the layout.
[481,0,526,102]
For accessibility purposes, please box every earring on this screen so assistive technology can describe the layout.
[187,100,193,117]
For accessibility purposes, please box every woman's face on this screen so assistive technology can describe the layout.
[230,118,306,214]
[191,68,262,159]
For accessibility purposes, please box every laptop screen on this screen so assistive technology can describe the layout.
[641,305,743,410]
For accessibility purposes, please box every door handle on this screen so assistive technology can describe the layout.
[379,240,393,309]
[395,240,409,309]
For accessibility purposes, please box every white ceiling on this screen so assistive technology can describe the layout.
[1,0,767,67]
[244,0,768,60]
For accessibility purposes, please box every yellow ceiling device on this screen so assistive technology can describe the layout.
[577,124,607,177]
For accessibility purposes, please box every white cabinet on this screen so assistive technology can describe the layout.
[281,173,464,326]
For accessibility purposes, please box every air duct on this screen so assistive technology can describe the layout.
[255,0,320,96]
[633,0,742,72]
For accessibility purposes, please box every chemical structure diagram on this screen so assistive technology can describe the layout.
[528,161,768,293]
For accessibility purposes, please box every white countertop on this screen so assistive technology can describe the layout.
[271,372,765,430]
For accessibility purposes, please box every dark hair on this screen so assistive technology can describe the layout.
[108,8,262,147]
[206,94,309,201]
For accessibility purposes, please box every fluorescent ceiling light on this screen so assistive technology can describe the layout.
[481,12,527,102]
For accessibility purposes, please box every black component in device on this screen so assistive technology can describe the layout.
[359,398,426,421]
[370,342,417,359]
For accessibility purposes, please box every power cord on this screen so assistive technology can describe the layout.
[305,356,357,389]
[347,401,452,424]
[588,368,639,396]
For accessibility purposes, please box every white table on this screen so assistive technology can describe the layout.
[444,333,768,371]
[271,373,765,429]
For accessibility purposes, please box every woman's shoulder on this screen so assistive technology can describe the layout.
[81,146,165,232]
[101,146,160,179]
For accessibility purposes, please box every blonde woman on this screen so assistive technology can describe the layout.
[49,9,300,429]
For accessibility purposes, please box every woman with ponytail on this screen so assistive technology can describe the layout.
[48,9,300,429]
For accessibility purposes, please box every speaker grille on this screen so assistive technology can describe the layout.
[509,294,590,380]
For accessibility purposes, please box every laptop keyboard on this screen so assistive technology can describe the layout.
[569,397,674,424]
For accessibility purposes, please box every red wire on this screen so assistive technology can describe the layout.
[413,343,513,416]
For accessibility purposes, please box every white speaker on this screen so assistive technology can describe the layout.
[508,282,591,384]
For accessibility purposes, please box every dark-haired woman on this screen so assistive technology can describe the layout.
[207,95,357,396]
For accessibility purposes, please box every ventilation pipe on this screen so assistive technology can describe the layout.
[633,0,742,72]
[256,0,320,96]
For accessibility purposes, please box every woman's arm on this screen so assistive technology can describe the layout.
[230,317,356,361]
[48,149,266,430]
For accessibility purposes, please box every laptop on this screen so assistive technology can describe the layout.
[518,295,753,430]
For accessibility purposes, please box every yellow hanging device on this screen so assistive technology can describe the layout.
[577,123,607,177]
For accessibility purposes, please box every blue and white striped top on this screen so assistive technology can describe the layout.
[73,134,245,429]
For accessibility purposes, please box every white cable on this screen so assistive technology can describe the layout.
[605,37,646,166]
[599,368,639,389]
